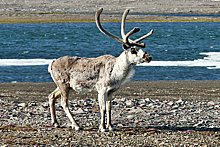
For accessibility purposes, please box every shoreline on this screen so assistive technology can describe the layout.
[1,80,220,102]
[1,12,220,23]
[1,0,220,23]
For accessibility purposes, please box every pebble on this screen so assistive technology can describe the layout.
[207,101,215,106]
[18,102,26,107]
[0,98,219,146]
[72,108,86,114]
[167,101,174,106]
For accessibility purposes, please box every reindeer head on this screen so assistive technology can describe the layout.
[95,8,153,64]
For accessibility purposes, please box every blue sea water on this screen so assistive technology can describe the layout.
[0,22,219,83]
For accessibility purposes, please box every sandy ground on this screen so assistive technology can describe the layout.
[0,0,220,23]
[1,81,220,103]
[0,0,220,101]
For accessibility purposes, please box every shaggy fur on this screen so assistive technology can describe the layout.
[48,8,153,132]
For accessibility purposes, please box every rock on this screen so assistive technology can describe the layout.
[125,100,134,106]
[139,103,146,107]
[127,115,135,119]
[167,101,174,106]
[84,101,88,106]
[159,142,165,146]
[117,124,124,127]
[214,105,220,109]
[11,114,17,117]
[145,98,154,103]
[42,103,49,108]
[70,103,78,107]
[73,108,86,114]
[18,103,26,107]
[30,102,37,106]
[128,107,148,116]
[207,101,215,106]
[193,120,204,127]
[148,103,154,107]
[176,99,184,104]
[172,105,179,109]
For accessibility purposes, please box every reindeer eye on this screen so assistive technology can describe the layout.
[131,48,137,54]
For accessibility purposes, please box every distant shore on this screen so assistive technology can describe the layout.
[0,12,220,23]
[0,0,220,23]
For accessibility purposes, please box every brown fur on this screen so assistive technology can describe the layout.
[48,8,153,132]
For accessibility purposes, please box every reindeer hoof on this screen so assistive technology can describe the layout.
[52,122,60,128]
[99,126,108,132]
[99,128,108,132]
[72,124,82,131]
[74,126,82,131]
[108,126,116,131]
[107,124,116,131]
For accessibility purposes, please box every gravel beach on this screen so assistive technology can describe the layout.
[0,81,220,146]
[0,0,220,146]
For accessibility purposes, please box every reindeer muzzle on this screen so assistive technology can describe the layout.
[143,53,152,63]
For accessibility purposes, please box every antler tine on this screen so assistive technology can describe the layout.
[121,9,153,48]
[95,8,125,44]
[121,9,132,42]
[124,27,140,45]
[125,28,148,48]
[121,9,145,48]
[95,8,143,48]
[134,29,154,43]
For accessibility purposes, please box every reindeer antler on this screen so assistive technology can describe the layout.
[95,8,145,48]
[95,8,125,44]
[121,9,154,46]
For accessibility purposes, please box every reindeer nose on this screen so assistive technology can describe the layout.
[148,55,152,62]
[144,53,152,63]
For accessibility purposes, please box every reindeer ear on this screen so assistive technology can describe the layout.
[122,44,130,50]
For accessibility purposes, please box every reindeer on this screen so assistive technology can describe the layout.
[48,8,153,132]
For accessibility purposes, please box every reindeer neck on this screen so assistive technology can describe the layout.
[110,51,136,85]
[117,51,136,68]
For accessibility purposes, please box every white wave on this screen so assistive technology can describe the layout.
[0,59,53,66]
[138,52,220,69]
[0,52,220,69]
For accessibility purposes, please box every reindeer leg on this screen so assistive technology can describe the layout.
[60,87,80,131]
[49,87,61,127]
[106,92,115,131]
[98,91,107,132]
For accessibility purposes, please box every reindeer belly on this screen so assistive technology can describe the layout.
[69,70,99,92]
[70,80,97,92]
